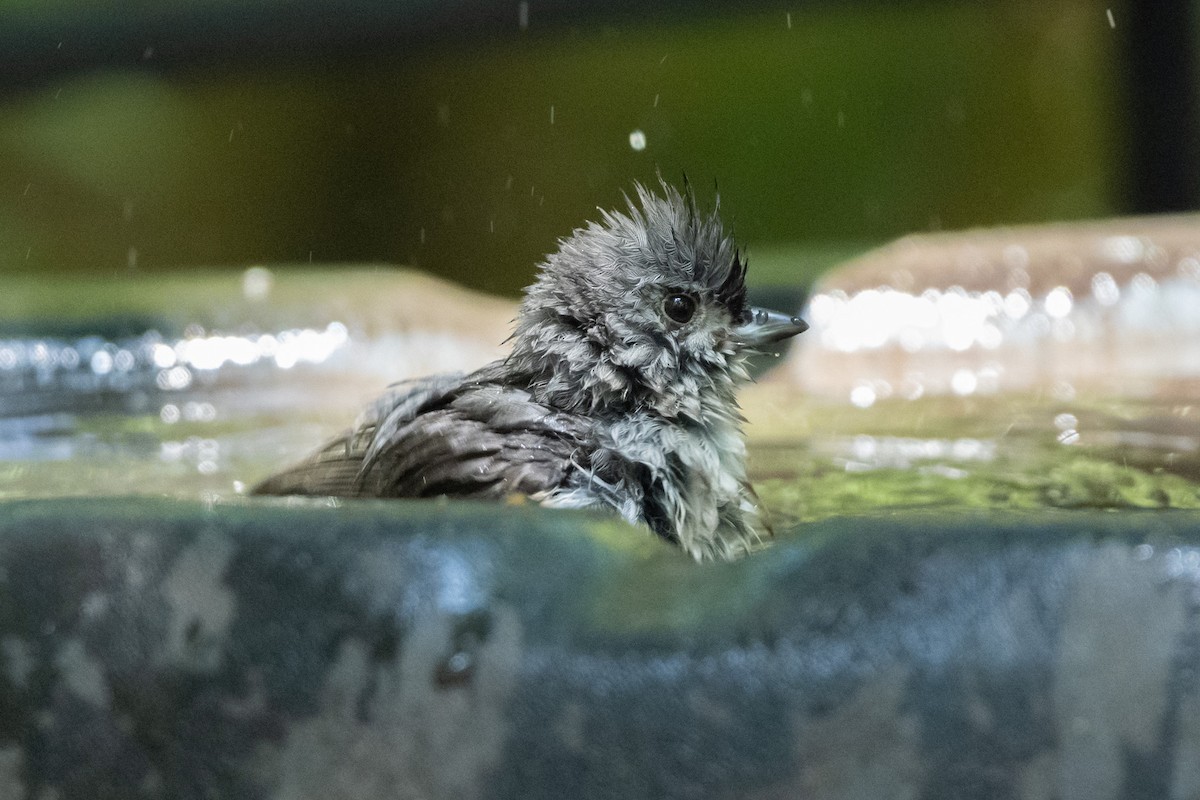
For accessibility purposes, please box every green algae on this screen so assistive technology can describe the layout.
[750,395,1200,530]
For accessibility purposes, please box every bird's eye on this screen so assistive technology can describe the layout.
[663,292,698,324]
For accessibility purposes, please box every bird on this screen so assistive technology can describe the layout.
[253,181,808,561]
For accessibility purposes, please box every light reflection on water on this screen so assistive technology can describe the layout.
[744,390,1200,524]
[0,321,349,412]
[799,274,1200,405]
[0,316,501,500]
[5,226,1200,519]
[3,326,1200,517]
[791,220,1200,405]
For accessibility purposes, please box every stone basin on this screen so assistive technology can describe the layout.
[2,499,1198,800]
[2,217,1200,797]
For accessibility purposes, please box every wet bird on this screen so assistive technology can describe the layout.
[254,182,807,560]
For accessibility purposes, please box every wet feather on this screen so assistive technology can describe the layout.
[254,180,805,561]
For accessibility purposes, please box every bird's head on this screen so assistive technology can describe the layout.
[509,181,807,421]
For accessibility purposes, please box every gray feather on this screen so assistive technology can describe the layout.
[254,180,807,561]
[249,434,368,497]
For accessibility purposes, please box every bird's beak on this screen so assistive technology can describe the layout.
[731,306,809,349]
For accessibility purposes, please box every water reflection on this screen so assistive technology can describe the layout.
[2,230,1199,517]
[802,272,1200,402]
[0,306,511,499]
[0,319,354,492]
[791,217,1200,403]
[824,434,996,472]
[0,321,349,410]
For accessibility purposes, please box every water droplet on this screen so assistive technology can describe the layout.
[1131,272,1157,293]
[90,350,113,375]
[1003,289,1031,319]
[1044,286,1073,319]
[951,369,977,396]
[242,266,273,301]
[1053,413,1078,431]
[1102,235,1144,263]
[156,366,192,391]
[151,343,176,368]
[850,385,876,408]
[59,347,79,369]
[434,611,492,689]
[435,650,474,688]
[1091,272,1120,306]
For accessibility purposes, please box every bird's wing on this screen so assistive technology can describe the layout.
[357,383,592,499]
[252,373,592,501]
[250,372,468,497]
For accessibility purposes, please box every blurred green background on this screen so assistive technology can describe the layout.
[0,0,1195,295]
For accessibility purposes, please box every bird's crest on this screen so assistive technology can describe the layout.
[613,178,748,321]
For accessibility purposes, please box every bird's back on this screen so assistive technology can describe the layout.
[252,368,593,501]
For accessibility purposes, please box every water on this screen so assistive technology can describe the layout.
[753,213,1200,531]
[2,254,1199,543]
[2,320,1197,540]
[0,267,513,503]
[746,391,1200,529]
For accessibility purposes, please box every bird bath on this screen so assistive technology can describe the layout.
[2,219,1200,798]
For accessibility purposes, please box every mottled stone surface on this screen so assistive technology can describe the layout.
[0,498,1197,798]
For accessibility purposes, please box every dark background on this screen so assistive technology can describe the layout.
[0,0,1195,294]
